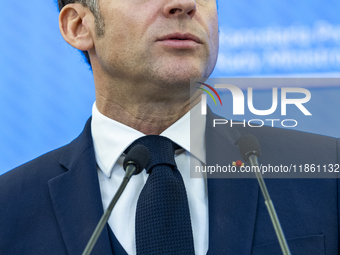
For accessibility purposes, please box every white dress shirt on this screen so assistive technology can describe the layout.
[91,102,208,255]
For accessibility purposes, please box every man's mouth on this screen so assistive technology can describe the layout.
[157,33,203,49]
[157,33,202,43]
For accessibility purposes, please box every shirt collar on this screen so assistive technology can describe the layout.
[91,102,206,178]
[161,102,206,165]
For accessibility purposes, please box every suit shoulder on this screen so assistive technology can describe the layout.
[237,125,338,165]
[207,108,337,147]
[244,125,336,146]
[0,145,68,190]
[0,118,93,192]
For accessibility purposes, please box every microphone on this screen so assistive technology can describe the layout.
[123,144,150,177]
[238,134,261,163]
[238,134,291,255]
[82,145,150,255]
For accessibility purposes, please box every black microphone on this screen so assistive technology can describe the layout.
[238,134,291,255]
[123,144,150,177]
[82,145,150,255]
[238,134,261,162]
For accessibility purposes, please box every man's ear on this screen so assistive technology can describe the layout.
[59,4,95,51]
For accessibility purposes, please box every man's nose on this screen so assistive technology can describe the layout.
[163,0,197,19]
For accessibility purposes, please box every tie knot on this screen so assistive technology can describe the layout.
[125,135,179,174]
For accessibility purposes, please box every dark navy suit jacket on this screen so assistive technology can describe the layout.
[1,110,339,254]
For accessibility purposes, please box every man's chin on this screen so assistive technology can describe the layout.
[157,75,199,90]
[156,65,205,85]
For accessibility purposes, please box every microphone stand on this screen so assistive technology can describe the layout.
[249,154,291,255]
[82,164,137,255]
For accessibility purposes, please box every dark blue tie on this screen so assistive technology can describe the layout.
[126,135,195,255]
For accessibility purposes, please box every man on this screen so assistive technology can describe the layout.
[0,1,339,255]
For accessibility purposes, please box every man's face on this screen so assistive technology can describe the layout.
[92,0,219,89]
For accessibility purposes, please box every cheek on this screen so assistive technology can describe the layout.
[208,12,219,54]
[104,13,148,50]
[99,20,137,59]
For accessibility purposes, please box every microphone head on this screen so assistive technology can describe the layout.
[238,134,261,162]
[123,145,150,175]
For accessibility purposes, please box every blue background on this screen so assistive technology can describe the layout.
[1,0,340,173]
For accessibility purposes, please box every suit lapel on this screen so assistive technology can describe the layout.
[205,109,259,254]
[48,118,112,255]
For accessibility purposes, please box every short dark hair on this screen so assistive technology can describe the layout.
[57,0,105,67]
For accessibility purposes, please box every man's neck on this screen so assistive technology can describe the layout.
[91,60,202,135]
[95,92,195,135]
